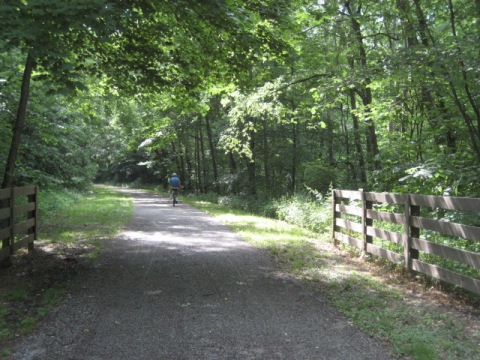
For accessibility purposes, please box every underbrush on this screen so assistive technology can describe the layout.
[38,188,86,220]
[274,194,331,234]
[190,192,332,234]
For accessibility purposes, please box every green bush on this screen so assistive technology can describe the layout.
[274,194,332,233]
[38,188,83,222]
[217,194,264,214]
[213,192,333,233]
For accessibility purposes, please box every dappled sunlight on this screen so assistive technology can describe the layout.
[218,213,314,240]
[117,240,254,256]
[119,228,252,254]
[118,189,392,294]
[218,213,296,230]
[314,264,362,283]
[113,191,257,255]
[212,206,387,289]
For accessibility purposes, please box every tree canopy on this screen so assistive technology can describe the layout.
[1,0,479,198]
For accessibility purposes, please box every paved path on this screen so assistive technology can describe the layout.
[11,189,392,359]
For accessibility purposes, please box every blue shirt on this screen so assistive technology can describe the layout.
[169,176,180,187]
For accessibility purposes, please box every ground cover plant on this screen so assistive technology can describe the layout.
[0,186,134,357]
[184,195,480,360]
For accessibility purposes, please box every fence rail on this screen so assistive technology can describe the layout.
[0,186,38,264]
[332,189,480,295]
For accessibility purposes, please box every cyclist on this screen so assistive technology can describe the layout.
[169,173,181,205]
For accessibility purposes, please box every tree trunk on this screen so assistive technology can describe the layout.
[171,141,182,174]
[205,114,220,194]
[2,52,35,188]
[170,138,188,189]
[227,151,238,194]
[200,123,208,193]
[155,148,169,189]
[194,124,202,193]
[345,1,380,170]
[245,130,256,196]
[228,152,237,175]
[446,0,480,161]
[183,139,194,191]
[290,123,297,194]
[349,88,367,185]
[397,0,460,156]
[262,119,271,196]
[326,111,334,167]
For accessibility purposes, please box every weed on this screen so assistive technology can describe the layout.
[0,348,12,358]
[8,285,30,302]
[19,317,37,333]
[0,306,10,340]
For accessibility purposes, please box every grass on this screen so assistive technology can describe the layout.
[184,197,480,360]
[40,186,133,246]
[0,186,134,356]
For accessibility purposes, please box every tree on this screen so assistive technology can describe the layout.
[3,0,480,200]
[0,0,293,188]
[0,0,119,187]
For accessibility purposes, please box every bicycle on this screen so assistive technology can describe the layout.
[171,187,179,206]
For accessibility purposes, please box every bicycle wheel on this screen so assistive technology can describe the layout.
[172,189,177,206]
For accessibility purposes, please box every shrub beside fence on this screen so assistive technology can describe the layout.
[0,186,38,264]
[332,189,480,295]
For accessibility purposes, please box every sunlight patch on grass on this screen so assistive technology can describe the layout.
[216,213,316,244]
[40,187,134,249]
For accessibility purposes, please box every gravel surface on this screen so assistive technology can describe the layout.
[11,189,393,359]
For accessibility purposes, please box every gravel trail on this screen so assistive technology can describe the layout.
[11,189,393,360]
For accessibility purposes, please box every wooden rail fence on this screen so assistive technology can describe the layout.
[332,189,480,295]
[0,186,38,264]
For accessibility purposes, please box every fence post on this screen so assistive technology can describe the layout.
[361,189,373,255]
[332,189,338,247]
[27,186,38,252]
[9,186,14,255]
[0,189,11,266]
[404,194,420,271]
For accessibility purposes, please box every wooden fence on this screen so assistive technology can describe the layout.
[332,189,480,295]
[0,186,38,264]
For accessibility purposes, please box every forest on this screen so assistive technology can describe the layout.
[1,0,480,202]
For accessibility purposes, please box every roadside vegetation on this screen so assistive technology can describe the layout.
[0,186,134,358]
[183,193,480,360]
[1,187,478,359]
